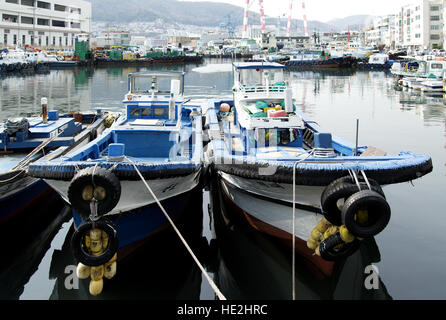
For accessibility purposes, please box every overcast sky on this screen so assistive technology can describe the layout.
[181,0,419,22]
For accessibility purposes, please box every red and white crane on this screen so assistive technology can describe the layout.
[242,0,267,38]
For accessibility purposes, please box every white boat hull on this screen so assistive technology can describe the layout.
[219,172,324,241]
[46,171,200,216]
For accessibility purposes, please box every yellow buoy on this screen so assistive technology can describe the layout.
[89,239,103,255]
[355,209,369,225]
[307,239,319,250]
[316,218,331,233]
[76,263,91,280]
[310,229,322,241]
[315,246,321,256]
[93,186,107,201]
[89,279,103,296]
[89,229,102,241]
[84,235,91,248]
[101,231,109,249]
[104,261,117,280]
[324,226,338,239]
[339,225,355,243]
[90,265,104,281]
[82,185,94,201]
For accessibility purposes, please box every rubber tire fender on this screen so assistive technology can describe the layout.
[321,176,384,226]
[68,166,121,218]
[319,233,360,262]
[71,219,119,267]
[341,189,391,238]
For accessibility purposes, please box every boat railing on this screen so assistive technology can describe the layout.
[238,84,288,94]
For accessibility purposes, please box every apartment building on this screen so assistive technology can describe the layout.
[394,0,443,51]
[0,0,91,49]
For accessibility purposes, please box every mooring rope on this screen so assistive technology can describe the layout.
[125,156,227,301]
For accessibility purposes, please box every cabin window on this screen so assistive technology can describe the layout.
[141,108,152,116]
[154,108,166,117]
[130,108,141,117]
[431,63,443,69]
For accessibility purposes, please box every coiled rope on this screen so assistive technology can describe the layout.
[125,156,227,300]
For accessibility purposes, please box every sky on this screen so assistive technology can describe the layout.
[181,0,420,22]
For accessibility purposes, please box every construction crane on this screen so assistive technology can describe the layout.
[220,14,236,38]
[242,0,309,39]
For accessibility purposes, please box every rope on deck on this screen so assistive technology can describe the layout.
[125,156,227,301]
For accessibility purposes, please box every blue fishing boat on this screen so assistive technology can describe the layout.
[0,109,108,225]
[205,62,432,274]
[28,72,204,275]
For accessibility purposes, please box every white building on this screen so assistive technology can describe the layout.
[394,0,443,51]
[0,0,91,49]
[365,15,396,48]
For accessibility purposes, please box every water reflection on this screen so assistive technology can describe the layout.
[208,177,392,300]
[0,192,67,299]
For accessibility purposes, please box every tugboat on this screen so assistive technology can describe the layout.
[0,104,109,226]
[205,62,433,276]
[28,72,203,295]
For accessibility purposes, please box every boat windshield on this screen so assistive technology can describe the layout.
[239,69,284,87]
[130,75,182,95]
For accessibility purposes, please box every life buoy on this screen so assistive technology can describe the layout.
[71,219,119,267]
[341,189,391,238]
[68,166,121,218]
[321,176,384,226]
[319,233,360,262]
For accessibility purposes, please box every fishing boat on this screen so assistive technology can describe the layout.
[357,53,394,70]
[391,59,446,80]
[420,79,444,93]
[0,108,110,226]
[285,50,354,69]
[28,72,204,294]
[204,62,433,276]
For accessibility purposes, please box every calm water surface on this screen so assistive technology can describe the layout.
[0,59,445,300]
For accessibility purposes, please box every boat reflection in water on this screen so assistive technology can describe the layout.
[0,193,68,299]
[48,189,206,300]
[208,176,392,300]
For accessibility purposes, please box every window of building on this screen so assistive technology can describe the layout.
[6,0,18,3]
[431,6,439,11]
[3,34,7,45]
[431,16,440,21]
[54,4,67,12]
[52,20,66,27]
[59,37,62,45]
[65,37,68,46]
[21,0,35,7]
[37,18,49,26]
[46,36,48,46]
[21,16,34,24]
[30,36,34,45]
[70,22,81,28]
[22,35,26,45]
[2,14,18,23]
[431,34,440,40]
[38,37,41,46]
[415,34,421,38]
[70,8,81,14]
[53,36,56,45]
[37,1,50,9]
[431,25,440,30]
[13,34,17,45]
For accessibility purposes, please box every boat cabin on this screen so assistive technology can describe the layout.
[123,72,186,127]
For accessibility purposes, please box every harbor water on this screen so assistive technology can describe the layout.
[0,60,445,300]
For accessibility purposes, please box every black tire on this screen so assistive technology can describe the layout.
[71,219,119,267]
[321,176,384,226]
[341,190,391,238]
[68,167,121,218]
[319,233,360,262]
